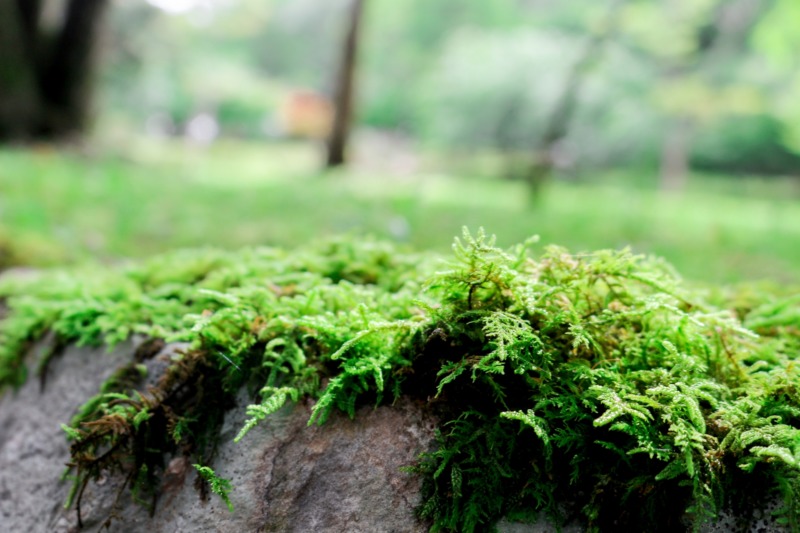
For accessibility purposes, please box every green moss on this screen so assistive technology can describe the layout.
[1,230,799,531]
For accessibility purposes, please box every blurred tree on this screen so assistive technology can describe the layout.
[619,0,765,190]
[326,0,365,168]
[0,0,108,141]
[524,0,624,201]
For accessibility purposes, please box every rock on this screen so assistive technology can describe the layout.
[0,341,132,532]
[0,342,436,532]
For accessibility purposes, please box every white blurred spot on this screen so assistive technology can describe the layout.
[185,113,219,145]
[388,216,410,240]
[145,0,207,14]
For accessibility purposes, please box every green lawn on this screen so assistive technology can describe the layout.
[2,139,799,284]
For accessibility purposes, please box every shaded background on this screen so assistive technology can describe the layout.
[1,0,799,283]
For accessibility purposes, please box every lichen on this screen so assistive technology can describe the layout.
[1,229,799,532]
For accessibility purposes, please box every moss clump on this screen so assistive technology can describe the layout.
[1,229,799,532]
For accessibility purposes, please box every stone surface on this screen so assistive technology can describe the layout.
[0,341,133,532]
[0,342,436,532]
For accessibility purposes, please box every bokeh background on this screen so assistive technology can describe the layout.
[1,0,799,284]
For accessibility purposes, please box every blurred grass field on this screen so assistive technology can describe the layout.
[1,139,799,285]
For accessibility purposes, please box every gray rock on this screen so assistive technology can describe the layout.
[0,341,132,532]
[0,342,436,533]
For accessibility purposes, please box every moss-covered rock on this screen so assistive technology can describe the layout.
[1,229,799,532]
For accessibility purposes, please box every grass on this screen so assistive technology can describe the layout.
[1,138,799,283]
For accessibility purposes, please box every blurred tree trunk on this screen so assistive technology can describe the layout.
[325,0,365,169]
[524,0,623,202]
[0,0,40,140]
[659,116,694,191]
[0,0,107,142]
[525,43,599,200]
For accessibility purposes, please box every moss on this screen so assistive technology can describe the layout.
[1,229,799,531]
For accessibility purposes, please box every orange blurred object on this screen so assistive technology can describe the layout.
[278,90,334,140]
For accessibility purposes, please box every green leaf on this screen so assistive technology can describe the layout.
[193,464,234,512]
